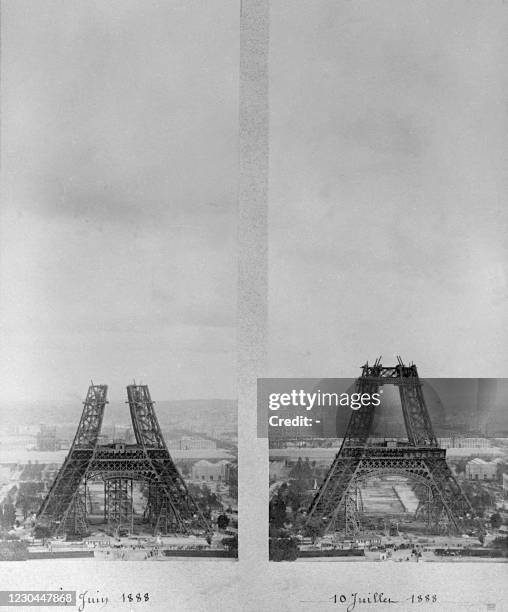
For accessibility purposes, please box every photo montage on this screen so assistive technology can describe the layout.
[0,2,238,561]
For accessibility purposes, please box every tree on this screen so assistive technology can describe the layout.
[221,535,238,553]
[293,511,307,532]
[228,466,238,500]
[289,458,313,490]
[269,537,299,561]
[454,459,468,475]
[1,501,16,529]
[16,482,45,519]
[33,524,52,539]
[285,482,306,514]
[303,516,325,543]
[490,513,502,529]
[217,514,230,530]
[269,495,287,529]
[496,462,508,482]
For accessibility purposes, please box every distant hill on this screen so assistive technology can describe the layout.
[0,398,237,430]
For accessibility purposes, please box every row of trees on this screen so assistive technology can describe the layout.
[0,481,47,530]
[0,486,19,530]
[187,483,223,520]
[269,464,327,561]
[460,481,496,519]
[16,482,45,520]
[269,457,324,560]
[0,539,28,560]
[269,536,299,561]
[0,500,16,529]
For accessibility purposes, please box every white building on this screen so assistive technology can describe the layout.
[438,437,491,449]
[191,459,231,482]
[465,458,497,481]
[180,436,216,450]
[166,436,217,450]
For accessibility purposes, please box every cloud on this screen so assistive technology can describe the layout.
[0,1,238,401]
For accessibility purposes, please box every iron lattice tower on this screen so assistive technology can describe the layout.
[36,384,211,537]
[305,358,481,537]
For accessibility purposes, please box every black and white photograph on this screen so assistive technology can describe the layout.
[1,0,508,610]
[0,0,238,564]
[267,371,508,562]
[261,0,508,607]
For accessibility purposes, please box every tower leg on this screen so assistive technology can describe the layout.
[56,487,88,539]
[36,385,108,534]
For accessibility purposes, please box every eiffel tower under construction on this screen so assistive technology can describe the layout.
[306,358,483,537]
[36,384,211,538]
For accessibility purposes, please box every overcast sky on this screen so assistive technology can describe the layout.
[0,1,238,402]
[268,1,508,379]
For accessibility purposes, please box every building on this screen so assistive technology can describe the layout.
[465,458,497,481]
[111,426,134,444]
[180,436,216,450]
[437,436,491,449]
[191,459,231,482]
[166,436,217,450]
[36,425,58,452]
